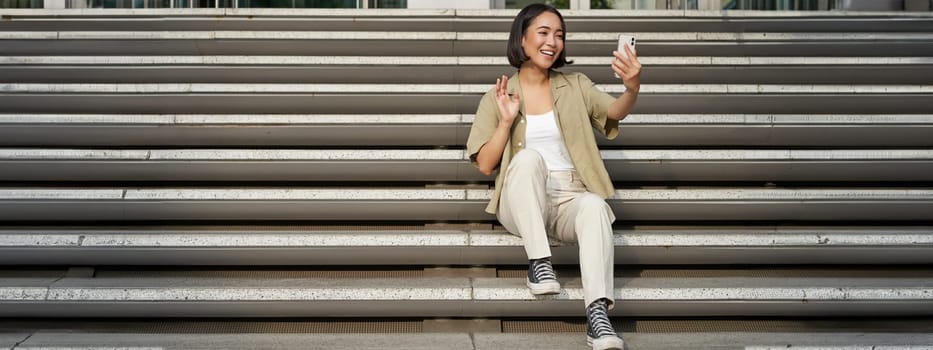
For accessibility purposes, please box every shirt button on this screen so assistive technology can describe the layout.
[520,119,525,123]
[517,142,523,147]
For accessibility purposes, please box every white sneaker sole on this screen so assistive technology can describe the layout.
[526,278,560,295]
[587,335,624,350]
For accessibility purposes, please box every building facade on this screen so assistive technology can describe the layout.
[3,0,931,11]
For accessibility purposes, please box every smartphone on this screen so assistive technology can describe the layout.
[618,34,636,58]
[614,34,636,78]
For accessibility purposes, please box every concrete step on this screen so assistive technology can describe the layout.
[4,31,932,42]
[8,83,929,94]
[3,56,931,84]
[1,114,930,147]
[2,10,930,59]
[2,8,932,32]
[482,332,933,350]
[6,331,933,350]
[0,113,468,146]
[1,274,930,317]
[3,32,932,57]
[1,84,930,114]
[0,187,930,222]
[1,148,931,182]
[3,317,930,333]
[16,31,929,40]
[0,226,929,265]
[6,56,932,65]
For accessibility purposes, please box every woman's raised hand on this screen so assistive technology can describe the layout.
[611,45,642,92]
[495,75,520,125]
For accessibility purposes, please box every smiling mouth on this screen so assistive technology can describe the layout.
[540,49,555,57]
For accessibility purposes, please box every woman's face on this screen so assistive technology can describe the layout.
[521,11,564,70]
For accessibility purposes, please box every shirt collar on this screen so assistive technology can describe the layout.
[507,70,569,116]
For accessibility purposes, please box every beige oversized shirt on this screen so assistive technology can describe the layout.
[466,70,620,214]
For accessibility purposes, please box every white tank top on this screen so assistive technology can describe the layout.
[524,110,575,171]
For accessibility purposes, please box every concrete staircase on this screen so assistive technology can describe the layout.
[0,8,932,350]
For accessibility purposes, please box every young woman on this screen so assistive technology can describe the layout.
[465,3,641,350]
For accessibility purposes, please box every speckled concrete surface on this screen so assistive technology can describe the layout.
[2,276,928,303]
[10,30,932,41]
[174,113,465,124]
[3,113,929,126]
[470,277,933,301]
[0,149,148,160]
[0,113,466,124]
[7,332,933,350]
[3,83,930,95]
[475,333,933,350]
[610,188,933,201]
[3,227,929,248]
[4,148,930,161]
[15,332,475,350]
[45,277,472,302]
[124,188,467,201]
[79,230,470,247]
[146,149,464,161]
[0,333,31,349]
[0,229,470,247]
[0,189,123,200]
[0,278,60,301]
[7,55,930,66]
[469,228,933,247]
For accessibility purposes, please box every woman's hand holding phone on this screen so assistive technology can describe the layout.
[612,34,642,92]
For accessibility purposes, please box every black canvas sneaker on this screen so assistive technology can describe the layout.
[526,257,560,295]
[586,298,624,350]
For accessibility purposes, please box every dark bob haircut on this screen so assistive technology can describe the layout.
[507,3,573,69]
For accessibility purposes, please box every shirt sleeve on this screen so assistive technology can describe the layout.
[466,90,501,167]
[578,73,621,140]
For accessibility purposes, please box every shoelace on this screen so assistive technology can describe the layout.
[529,258,557,283]
[587,300,616,338]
